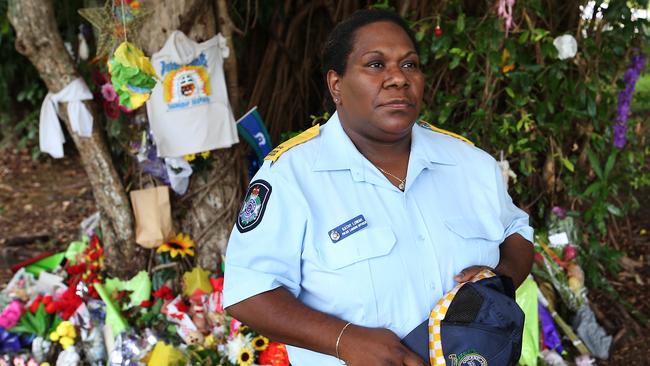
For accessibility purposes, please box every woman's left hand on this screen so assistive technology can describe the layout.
[453,265,492,283]
[455,233,534,288]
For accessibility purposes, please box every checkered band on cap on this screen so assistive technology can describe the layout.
[428,269,495,366]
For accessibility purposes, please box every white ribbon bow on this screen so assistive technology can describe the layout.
[39,77,94,158]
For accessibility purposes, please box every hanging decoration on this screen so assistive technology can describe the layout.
[79,0,149,60]
[434,16,443,38]
[107,42,158,110]
[496,0,515,36]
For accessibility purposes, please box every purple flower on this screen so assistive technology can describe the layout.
[551,206,567,219]
[613,53,647,149]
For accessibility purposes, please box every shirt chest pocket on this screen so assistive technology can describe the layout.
[444,217,504,245]
[443,217,504,269]
[316,227,396,270]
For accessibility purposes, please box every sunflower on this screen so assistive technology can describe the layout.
[157,233,195,258]
[237,347,254,366]
[252,335,269,351]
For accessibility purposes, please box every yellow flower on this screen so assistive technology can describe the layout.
[204,334,216,348]
[237,347,254,366]
[157,233,195,258]
[200,151,211,159]
[49,331,60,342]
[183,153,197,162]
[60,336,75,349]
[252,335,269,351]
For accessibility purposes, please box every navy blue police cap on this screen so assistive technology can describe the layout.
[401,269,524,366]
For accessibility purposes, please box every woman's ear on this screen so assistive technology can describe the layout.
[326,69,342,104]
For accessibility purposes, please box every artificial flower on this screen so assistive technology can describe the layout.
[252,335,270,351]
[0,301,24,329]
[140,300,153,308]
[183,153,197,162]
[103,99,120,119]
[259,342,290,366]
[226,333,253,364]
[153,285,174,301]
[49,321,76,350]
[157,233,195,258]
[237,347,255,366]
[101,83,118,102]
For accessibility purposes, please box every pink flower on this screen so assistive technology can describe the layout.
[101,83,118,102]
[230,318,242,337]
[551,206,567,219]
[0,300,24,328]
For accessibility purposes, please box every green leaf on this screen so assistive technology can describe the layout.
[456,13,465,34]
[587,149,603,179]
[587,97,596,117]
[603,151,617,178]
[505,87,515,98]
[560,157,575,172]
[449,56,461,70]
[606,203,623,217]
[416,30,425,42]
[518,31,530,44]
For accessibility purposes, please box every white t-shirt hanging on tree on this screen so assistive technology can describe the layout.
[147,31,238,157]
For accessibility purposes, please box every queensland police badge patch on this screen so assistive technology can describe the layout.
[237,180,272,233]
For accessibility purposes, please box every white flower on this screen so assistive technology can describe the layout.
[553,34,578,60]
[226,333,253,363]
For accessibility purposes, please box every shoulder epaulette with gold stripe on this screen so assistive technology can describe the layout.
[264,124,320,162]
[417,121,474,145]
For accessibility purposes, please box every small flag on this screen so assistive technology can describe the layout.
[237,106,273,164]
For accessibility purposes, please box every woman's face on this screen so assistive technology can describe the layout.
[329,21,424,142]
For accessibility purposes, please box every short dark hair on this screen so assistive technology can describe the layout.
[321,9,419,78]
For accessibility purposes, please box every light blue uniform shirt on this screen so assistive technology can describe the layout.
[224,112,533,365]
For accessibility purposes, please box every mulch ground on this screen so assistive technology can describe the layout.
[0,147,648,364]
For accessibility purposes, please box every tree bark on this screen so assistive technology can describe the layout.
[135,0,245,272]
[7,0,144,278]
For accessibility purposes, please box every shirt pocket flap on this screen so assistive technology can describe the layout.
[317,227,396,270]
[444,218,504,242]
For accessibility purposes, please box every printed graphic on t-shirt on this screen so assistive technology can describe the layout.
[161,52,212,110]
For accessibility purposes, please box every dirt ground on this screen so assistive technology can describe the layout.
[0,148,648,364]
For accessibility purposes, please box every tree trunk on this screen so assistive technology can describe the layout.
[7,0,144,278]
[9,0,244,276]
[135,0,245,271]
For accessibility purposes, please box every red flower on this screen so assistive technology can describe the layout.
[45,302,57,314]
[259,342,290,366]
[210,277,224,292]
[29,295,43,313]
[175,301,188,313]
[140,300,153,308]
[103,99,120,119]
[153,286,174,301]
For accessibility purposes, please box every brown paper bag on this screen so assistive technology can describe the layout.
[130,186,174,248]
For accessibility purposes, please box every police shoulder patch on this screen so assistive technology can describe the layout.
[417,120,474,145]
[264,124,320,162]
[236,179,272,233]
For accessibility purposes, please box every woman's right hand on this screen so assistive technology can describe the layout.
[338,325,427,366]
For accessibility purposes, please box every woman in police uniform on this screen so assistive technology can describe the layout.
[224,9,534,366]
